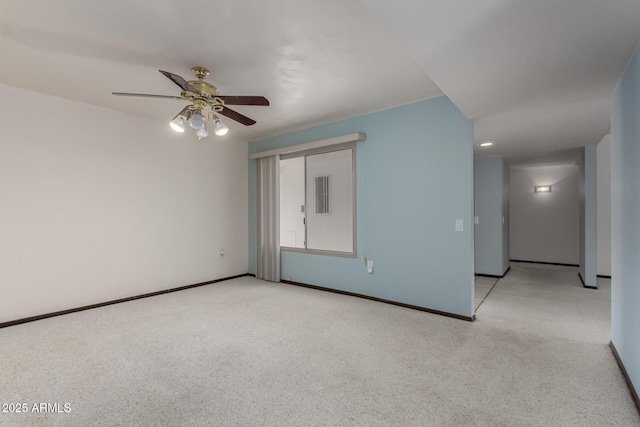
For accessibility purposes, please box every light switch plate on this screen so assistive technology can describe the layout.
[474,216,479,224]
[367,260,374,274]
[455,219,464,232]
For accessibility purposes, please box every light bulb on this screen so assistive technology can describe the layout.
[189,112,205,130]
[196,127,209,139]
[214,119,229,136]
[169,116,186,132]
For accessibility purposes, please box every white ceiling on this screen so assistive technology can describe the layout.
[2,0,639,165]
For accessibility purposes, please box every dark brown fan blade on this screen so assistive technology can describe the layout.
[112,92,183,99]
[218,106,257,126]
[159,70,199,93]
[215,96,269,106]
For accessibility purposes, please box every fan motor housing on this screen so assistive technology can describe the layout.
[188,80,219,96]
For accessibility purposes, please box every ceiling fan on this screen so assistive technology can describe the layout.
[112,67,269,139]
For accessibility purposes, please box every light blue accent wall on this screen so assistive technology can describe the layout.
[502,159,510,273]
[579,145,598,287]
[248,97,475,317]
[611,44,640,396]
[474,157,509,276]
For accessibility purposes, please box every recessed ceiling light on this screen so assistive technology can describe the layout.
[477,141,495,147]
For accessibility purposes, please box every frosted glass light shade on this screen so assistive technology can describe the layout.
[214,119,229,136]
[169,116,186,132]
[189,113,206,129]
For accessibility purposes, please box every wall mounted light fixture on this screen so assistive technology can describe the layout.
[534,185,552,193]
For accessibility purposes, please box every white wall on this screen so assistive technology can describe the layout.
[510,165,579,264]
[0,84,248,323]
[596,135,611,276]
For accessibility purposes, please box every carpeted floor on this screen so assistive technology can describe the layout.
[1,262,638,426]
[474,276,499,310]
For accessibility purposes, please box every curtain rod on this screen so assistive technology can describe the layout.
[249,132,366,159]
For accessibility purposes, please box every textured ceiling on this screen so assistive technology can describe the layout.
[1,0,639,165]
[0,0,442,141]
[358,0,640,164]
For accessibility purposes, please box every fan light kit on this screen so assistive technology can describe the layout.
[112,67,269,140]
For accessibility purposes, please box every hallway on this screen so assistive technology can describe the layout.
[475,262,610,343]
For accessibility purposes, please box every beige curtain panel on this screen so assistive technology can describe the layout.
[256,155,281,282]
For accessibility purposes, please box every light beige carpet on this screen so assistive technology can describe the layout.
[1,263,638,426]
